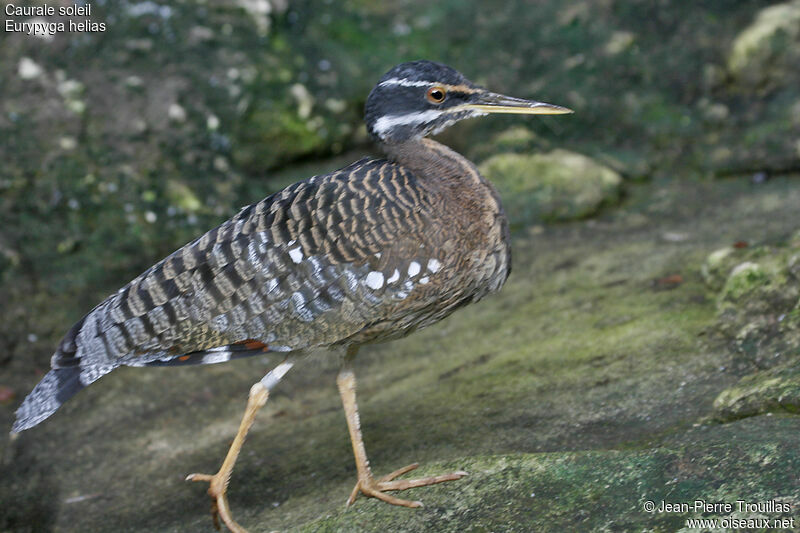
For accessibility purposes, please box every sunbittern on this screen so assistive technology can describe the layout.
[13,60,572,531]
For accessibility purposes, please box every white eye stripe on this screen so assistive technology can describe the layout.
[379,78,433,88]
[379,79,483,94]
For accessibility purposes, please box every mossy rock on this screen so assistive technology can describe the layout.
[469,126,550,161]
[713,360,800,421]
[728,0,800,89]
[4,174,800,532]
[711,239,800,366]
[233,107,328,173]
[594,149,652,182]
[701,246,738,291]
[719,262,771,303]
[305,416,800,532]
[478,149,622,227]
[716,249,799,315]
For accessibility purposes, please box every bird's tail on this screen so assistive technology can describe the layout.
[12,367,85,433]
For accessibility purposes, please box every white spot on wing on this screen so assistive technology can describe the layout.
[408,261,421,277]
[420,276,430,284]
[387,269,400,284]
[201,351,232,364]
[365,271,384,290]
[427,258,441,273]
[289,247,303,263]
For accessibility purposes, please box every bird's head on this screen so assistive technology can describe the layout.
[364,60,572,144]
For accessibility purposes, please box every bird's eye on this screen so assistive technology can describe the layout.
[426,87,446,104]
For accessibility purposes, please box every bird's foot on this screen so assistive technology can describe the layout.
[184,381,274,533]
[186,470,248,533]
[347,463,467,508]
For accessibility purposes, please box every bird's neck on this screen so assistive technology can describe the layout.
[381,137,509,250]
[381,138,483,190]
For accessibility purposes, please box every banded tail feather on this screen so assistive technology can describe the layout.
[12,314,109,433]
[12,332,274,433]
[12,367,85,433]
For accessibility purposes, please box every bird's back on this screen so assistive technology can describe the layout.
[14,141,510,432]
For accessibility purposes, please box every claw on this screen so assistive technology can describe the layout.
[347,463,467,508]
[187,471,247,533]
[337,361,467,511]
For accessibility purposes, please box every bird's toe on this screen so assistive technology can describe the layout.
[347,464,467,509]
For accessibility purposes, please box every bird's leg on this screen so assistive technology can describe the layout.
[186,382,266,533]
[337,348,467,508]
[187,361,293,533]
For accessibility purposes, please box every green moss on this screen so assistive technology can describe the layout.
[710,239,800,366]
[4,2,800,531]
[715,249,799,314]
[469,126,549,162]
[714,360,800,420]
[728,0,800,88]
[594,149,652,182]
[9,177,800,532]
[479,150,622,227]
[165,180,204,213]
[701,246,737,290]
[788,253,800,280]
[233,107,327,173]
[305,417,800,532]
[719,262,770,302]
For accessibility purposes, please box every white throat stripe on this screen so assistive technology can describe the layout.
[373,109,443,136]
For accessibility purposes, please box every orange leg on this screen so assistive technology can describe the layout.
[187,361,293,533]
[336,350,467,508]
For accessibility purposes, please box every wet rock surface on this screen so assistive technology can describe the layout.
[2,2,800,531]
[3,175,800,532]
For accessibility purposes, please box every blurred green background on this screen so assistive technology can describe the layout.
[2,0,797,363]
[1,1,800,532]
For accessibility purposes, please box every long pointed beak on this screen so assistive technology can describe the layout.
[465,92,573,115]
